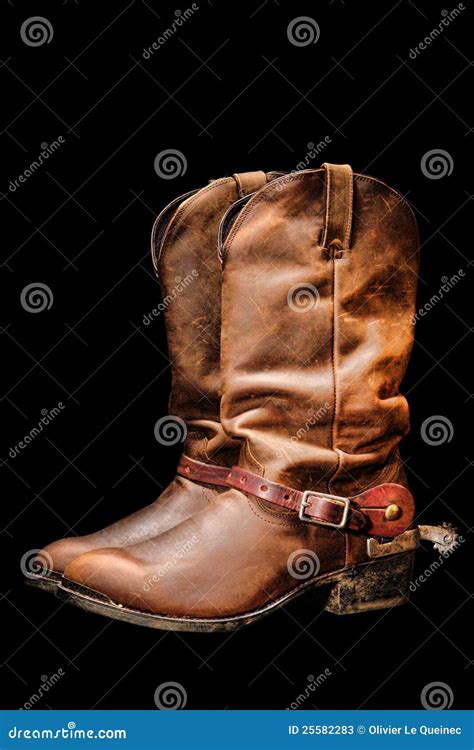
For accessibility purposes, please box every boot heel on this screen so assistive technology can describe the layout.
[325,551,415,615]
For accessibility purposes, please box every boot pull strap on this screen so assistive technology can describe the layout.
[320,163,353,251]
[232,171,267,198]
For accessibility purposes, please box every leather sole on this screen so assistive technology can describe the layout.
[24,570,62,594]
[56,551,414,632]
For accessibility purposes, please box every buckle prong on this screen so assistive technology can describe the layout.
[298,490,350,530]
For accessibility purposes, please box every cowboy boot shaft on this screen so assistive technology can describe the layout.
[155,173,276,466]
[33,171,276,583]
[221,166,419,495]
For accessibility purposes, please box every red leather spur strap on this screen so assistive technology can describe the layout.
[177,455,231,487]
[226,466,415,537]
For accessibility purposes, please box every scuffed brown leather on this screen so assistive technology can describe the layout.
[156,174,270,466]
[221,169,418,497]
[42,172,276,574]
[63,488,345,617]
[44,477,218,574]
[64,166,419,619]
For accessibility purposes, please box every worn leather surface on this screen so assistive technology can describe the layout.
[221,168,418,496]
[156,173,272,466]
[42,172,274,574]
[64,166,419,617]
[63,487,346,616]
[44,476,220,574]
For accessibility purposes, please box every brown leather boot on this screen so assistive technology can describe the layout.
[26,171,277,592]
[58,165,454,629]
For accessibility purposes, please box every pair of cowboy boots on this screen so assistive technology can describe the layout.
[28,165,453,631]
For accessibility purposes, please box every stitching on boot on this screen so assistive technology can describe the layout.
[159,177,232,266]
[343,170,354,248]
[328,253,341,493]
[245,495,300,527]
[244,442,264,474]
[224,172,417,260]
[347,448,403,494]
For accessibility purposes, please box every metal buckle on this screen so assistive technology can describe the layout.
[298,491,350,529]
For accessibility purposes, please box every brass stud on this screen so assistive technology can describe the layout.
[384,504,402,521]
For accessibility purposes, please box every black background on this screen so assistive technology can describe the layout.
[2,0,472,711]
